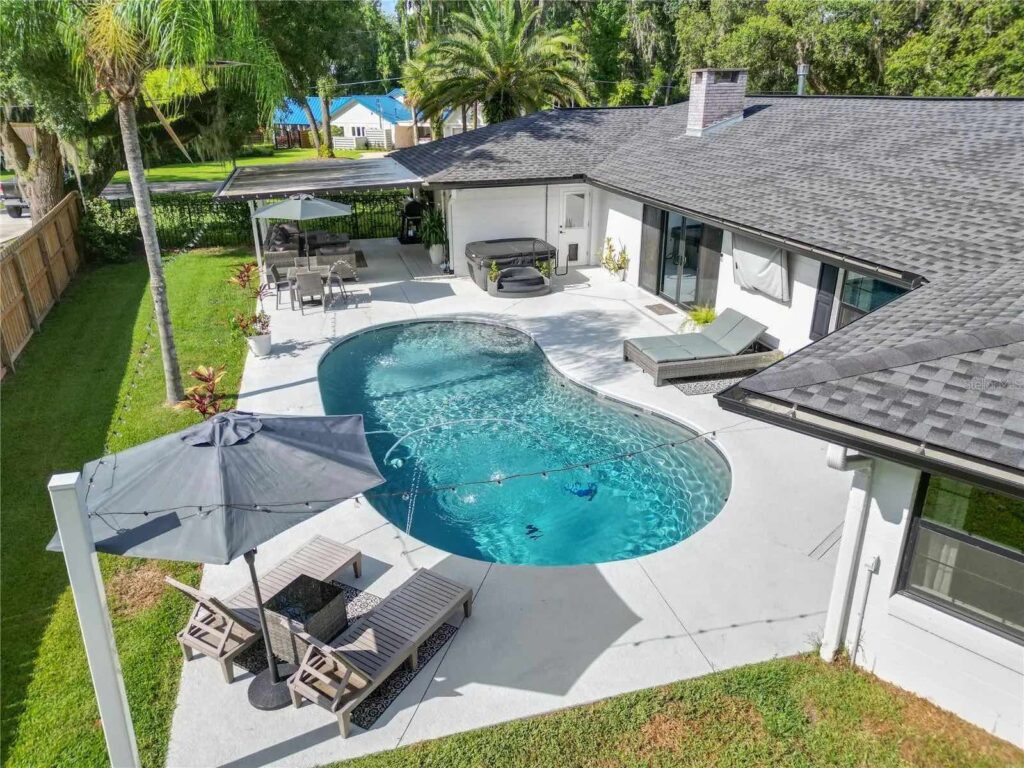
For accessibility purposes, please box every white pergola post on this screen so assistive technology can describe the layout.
[49,473,141,768]
[248,200,264,276]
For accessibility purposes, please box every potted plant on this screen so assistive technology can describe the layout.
[487,259,501,296]
[601,238,630,281]
[536,258,552,284]
[229,263,273,355]
[232,310,272,357]
[421,209,447,266]
[679,304,717,333]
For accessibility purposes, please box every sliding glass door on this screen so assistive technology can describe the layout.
[640,205,722,308]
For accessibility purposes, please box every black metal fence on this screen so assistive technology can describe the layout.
[92,189,409,258]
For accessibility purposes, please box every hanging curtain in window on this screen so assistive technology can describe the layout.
[732,234,791,302]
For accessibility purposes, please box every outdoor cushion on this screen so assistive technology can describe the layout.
[700,308,768,355]
[630,334,729,362]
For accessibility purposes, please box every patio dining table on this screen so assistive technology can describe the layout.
[286,266,332,281]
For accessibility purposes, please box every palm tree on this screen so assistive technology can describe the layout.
[402,55,436,144]
[414,0,588,124]
[53,0,285,403]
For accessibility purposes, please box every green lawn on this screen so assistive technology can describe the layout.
[109,147,385,185]
[0,249,252,767]
[337,655,1022,768]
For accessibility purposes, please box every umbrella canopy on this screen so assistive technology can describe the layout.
[251,195,352,222]
[48,411,384,565]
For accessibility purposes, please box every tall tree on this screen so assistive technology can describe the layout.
[317,76,336,157]
[0,3,89,220]
[53,0,286,404]
[415,0,589,124]
[886,0,1023,96]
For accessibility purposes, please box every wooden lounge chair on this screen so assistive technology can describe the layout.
[167,535,362,683]
[165,578,260,684]
[624,308,777,386]
[286,569,473,738]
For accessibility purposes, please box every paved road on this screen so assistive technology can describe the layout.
[0,211,33,243]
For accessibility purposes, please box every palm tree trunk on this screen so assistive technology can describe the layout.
[461,104,467,134]
[117,99,184,404]
[411,101,420,144]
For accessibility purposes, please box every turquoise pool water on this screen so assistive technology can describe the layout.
[318,321,731,566]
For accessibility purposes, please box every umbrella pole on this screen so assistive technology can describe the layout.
[299,219,311,269]
[244,548,296,710]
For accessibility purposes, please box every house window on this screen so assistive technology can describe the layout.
[836,273,906,328]
[352,126,365,137]
[898,474,1024,642]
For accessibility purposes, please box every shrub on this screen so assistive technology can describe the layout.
[81,197,140,263]
[688,305,717,326]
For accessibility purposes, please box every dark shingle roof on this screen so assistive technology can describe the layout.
[392,106,657,184]
[738,262,1024,472]
[395,96,1024,280]
[592,97,1024,279]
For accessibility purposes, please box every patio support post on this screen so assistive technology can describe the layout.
[48,473,141,768]
[248,200,264,276]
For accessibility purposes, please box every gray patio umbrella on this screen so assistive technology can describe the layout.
[252,194,353,267]
[48,410,384,709]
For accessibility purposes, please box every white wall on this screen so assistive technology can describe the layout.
[331,102,394,149]
[714,231,820,352]
[444,185,564,276]
[590,188,643,284]
[834,459,1023,746]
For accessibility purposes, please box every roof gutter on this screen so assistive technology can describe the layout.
[715,385,1024,499]
[422,174,586,191]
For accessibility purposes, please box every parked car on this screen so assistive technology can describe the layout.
[1,178,28,218]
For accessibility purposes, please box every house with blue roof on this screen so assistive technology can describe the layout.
[272,90,485,151]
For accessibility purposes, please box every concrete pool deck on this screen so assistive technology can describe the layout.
[166,239,852,767]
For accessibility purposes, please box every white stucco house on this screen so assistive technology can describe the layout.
[390,69,1024,746]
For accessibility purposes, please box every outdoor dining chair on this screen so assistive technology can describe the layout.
[293,271,326,314]
[269,265,295,311]
[326,262,350,304]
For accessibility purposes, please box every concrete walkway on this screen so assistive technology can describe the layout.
[166,239,851,767]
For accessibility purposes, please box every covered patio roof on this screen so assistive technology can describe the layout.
[213,157,421,201]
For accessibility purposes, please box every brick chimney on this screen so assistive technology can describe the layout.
[686,68,748,137]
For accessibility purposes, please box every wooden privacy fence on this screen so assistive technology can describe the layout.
[0,191,83,373]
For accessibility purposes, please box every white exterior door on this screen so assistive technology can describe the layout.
[558,188,589,271]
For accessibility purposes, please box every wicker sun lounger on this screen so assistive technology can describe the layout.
[624,308,776,386]
[286,569,473,738]
[167,535,362,683]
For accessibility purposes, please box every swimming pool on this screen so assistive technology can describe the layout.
[319,321,731,566]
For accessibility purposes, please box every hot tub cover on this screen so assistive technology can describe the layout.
[465,238,556,261]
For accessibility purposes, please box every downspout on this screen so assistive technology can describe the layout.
[819,445,875,662]
[849,555,880,665]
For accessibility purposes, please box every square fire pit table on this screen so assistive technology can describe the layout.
[264,574,348,665]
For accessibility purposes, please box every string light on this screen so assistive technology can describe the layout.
[84,420,758,526]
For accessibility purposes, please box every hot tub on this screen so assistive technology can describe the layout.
[464,238,556,291]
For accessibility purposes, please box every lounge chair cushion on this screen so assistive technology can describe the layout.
[701,308,768,355]
[629,334,729,363]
